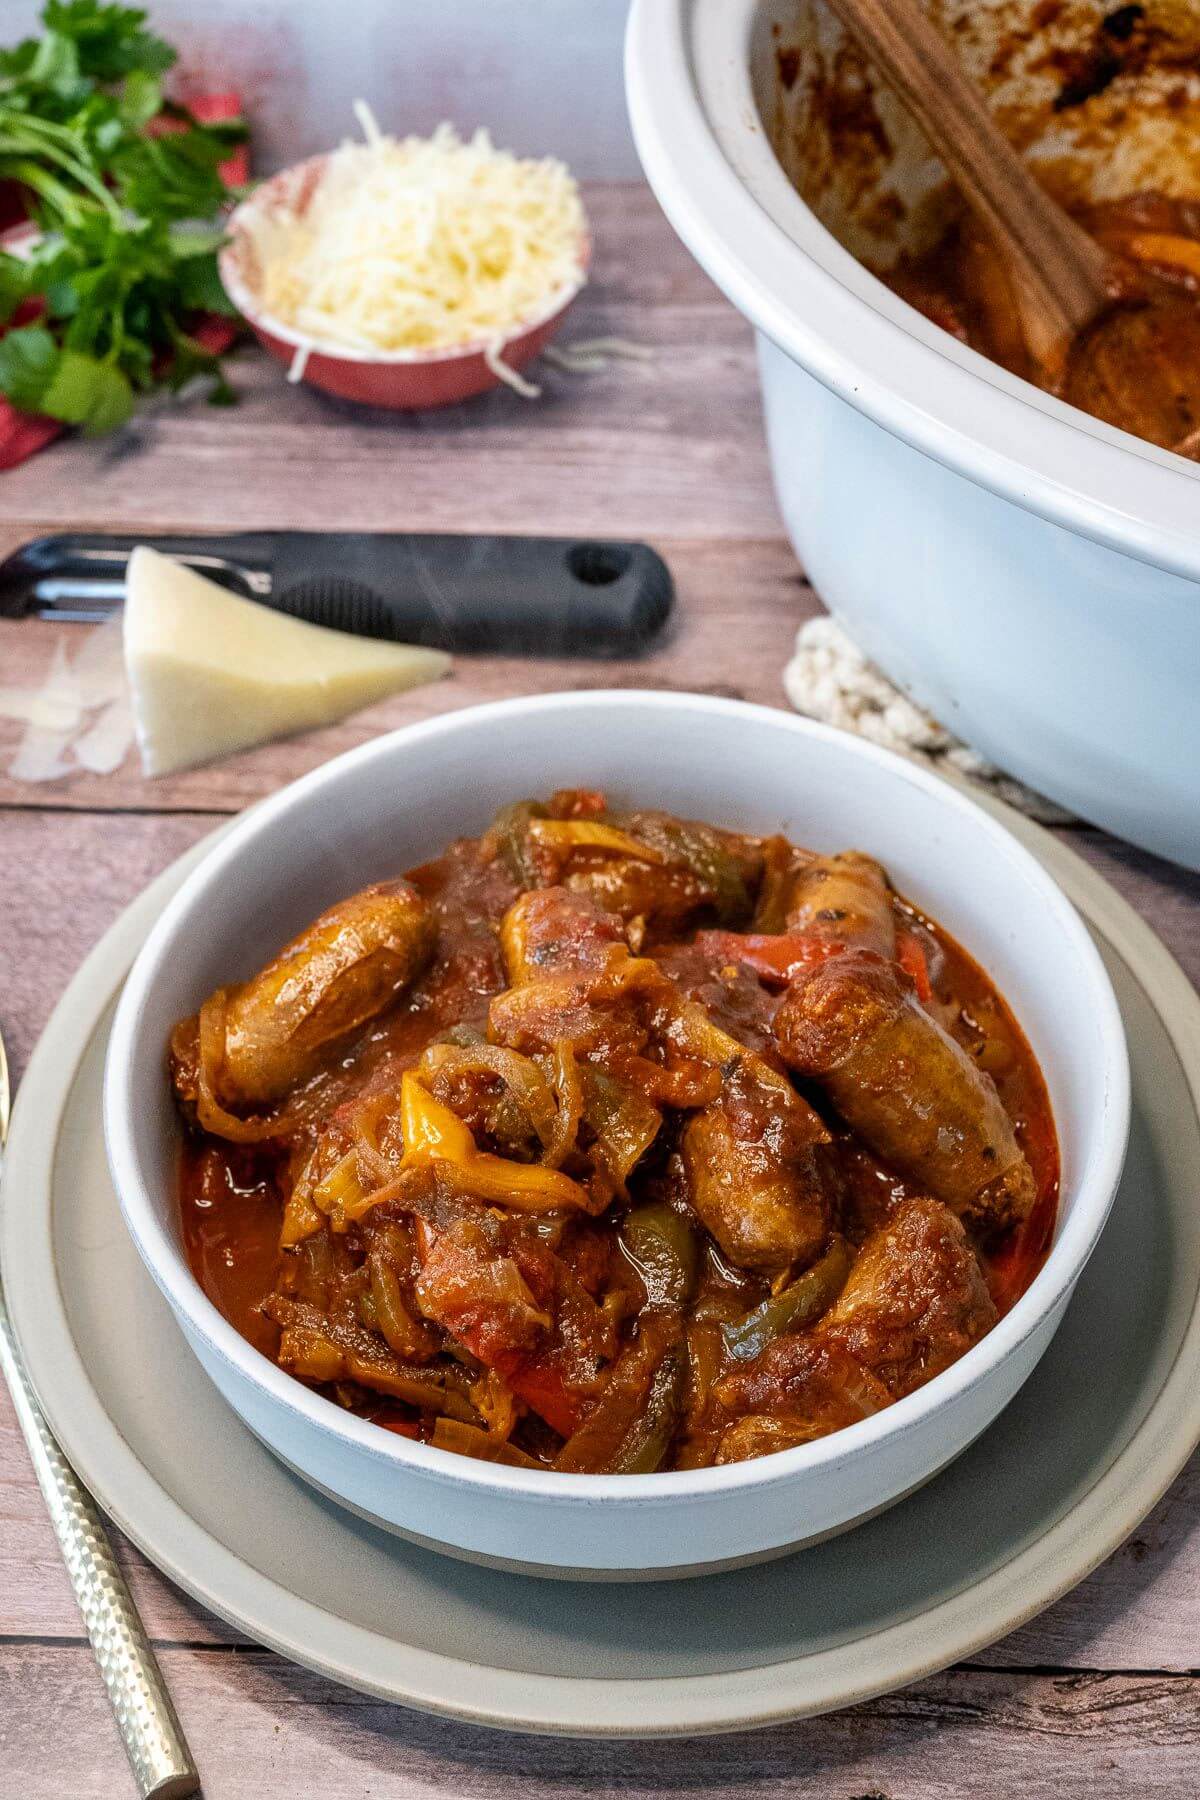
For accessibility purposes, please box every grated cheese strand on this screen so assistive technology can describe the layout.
[250,119,587,357]
[286,343,311,384]
[542,337,656,374]
[352,98,384,148]
[484,338,541,399]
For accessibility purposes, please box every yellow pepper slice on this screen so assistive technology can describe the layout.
[527,819,667,862]
[399,1072,590,1212]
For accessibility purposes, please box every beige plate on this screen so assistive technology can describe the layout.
[4,806,1200,1737]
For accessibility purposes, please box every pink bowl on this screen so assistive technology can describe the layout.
[218,153,589,410]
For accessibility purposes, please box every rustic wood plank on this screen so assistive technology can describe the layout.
[1,1648,1198,1799]
[0,537,814,812]
[0,808,218,1083]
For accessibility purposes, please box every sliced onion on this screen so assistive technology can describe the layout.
[541,1040,583,1168]
[420,1040,559,1149]
[430,1417,545,1469]
[527,819,667,863]
[579,1065,660,1190]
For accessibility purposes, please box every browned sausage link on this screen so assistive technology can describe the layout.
[784,852,896,960]
[217,880,435,1106]
[773,950,1034,1232]
[681,1056,830,1272]
[500,886,628,987]
[819,1196,997,1398]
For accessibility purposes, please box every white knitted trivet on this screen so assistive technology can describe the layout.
[784,617,1075,826]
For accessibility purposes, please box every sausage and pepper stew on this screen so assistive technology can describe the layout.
[887,192,1200,456]
[172,792,1058,1474]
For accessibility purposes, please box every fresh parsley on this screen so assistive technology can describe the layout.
[0,0,247,434]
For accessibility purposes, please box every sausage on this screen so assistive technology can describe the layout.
[784,851,896,960]
[680,1056,830,1271]
[563,858,713,937]
[492,887,656,1066]
[773,949,1034,1232]
[216,880,434,1106]
[714,1198,995,1424]
[499,886,627,986]
[820,1196,997,1397]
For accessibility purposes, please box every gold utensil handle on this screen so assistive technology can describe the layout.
[0,1298,199,1799]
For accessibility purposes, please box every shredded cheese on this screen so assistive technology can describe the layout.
[249,117,587,357]
[542,337,656,374]
[484,337,541,398]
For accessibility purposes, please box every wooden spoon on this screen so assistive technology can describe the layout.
[824,0,1200,452]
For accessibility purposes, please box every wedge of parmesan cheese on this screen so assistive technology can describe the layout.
[124,546,449,777]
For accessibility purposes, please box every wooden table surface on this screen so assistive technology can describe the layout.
[1,185,1198,1798]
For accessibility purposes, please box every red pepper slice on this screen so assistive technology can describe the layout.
[373,1413,420,1440]
[896,930,934,1004]
[490,1349,585,1438]
[412,1219,587,1437]
[694,931,847,986]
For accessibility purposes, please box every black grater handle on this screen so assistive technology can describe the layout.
[267,533,673,657]
[0,530,673,657]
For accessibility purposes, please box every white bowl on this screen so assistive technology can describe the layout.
[104,693,1129,1578]
[625,0,1200,870]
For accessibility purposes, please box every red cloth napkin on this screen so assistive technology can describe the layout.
[0,90,247,470]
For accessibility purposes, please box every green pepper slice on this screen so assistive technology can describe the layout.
[484,799,549,888]
[610,1346,685,1474]
[720,1237,852,1362]
[620,813,753,925]
[620,1200,700,1308]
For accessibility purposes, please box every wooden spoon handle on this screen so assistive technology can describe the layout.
[822,0,1112,368]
